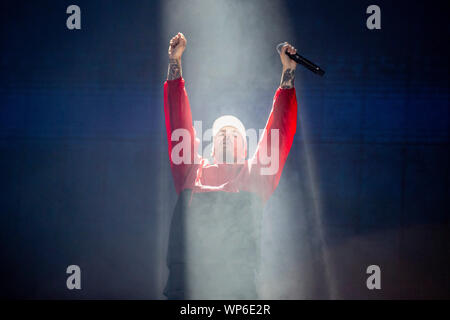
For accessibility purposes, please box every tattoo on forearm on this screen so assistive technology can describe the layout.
[280,68,295,89]
[168,58,182,80]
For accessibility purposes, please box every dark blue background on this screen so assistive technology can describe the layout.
[0,0,448,298]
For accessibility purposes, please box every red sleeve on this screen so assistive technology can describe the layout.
[248,87,298,202]
[163,77,200,194]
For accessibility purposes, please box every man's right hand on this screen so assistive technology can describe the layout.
[167,33,186,80]
[168,32,187,60]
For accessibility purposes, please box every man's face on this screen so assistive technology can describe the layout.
[213,126,246,164]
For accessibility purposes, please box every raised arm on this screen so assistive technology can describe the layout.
[167,33,183,80]
[279,42,298,89]
[249,42,298,202]
[164,33,200,194]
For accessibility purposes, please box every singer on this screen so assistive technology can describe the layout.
[163,32,298,299]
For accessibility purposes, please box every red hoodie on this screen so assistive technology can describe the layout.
[163,77,298,299]
[164,77,297,203]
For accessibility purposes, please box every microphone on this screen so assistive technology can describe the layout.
[276,42,325,76]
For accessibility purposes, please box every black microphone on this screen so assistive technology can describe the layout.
[276,42,325,76]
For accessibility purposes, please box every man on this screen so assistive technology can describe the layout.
[163,32,298,299]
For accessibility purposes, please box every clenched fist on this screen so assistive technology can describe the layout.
[168,32,187,60]
[279,42,297,89]
[279,42,297,70]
